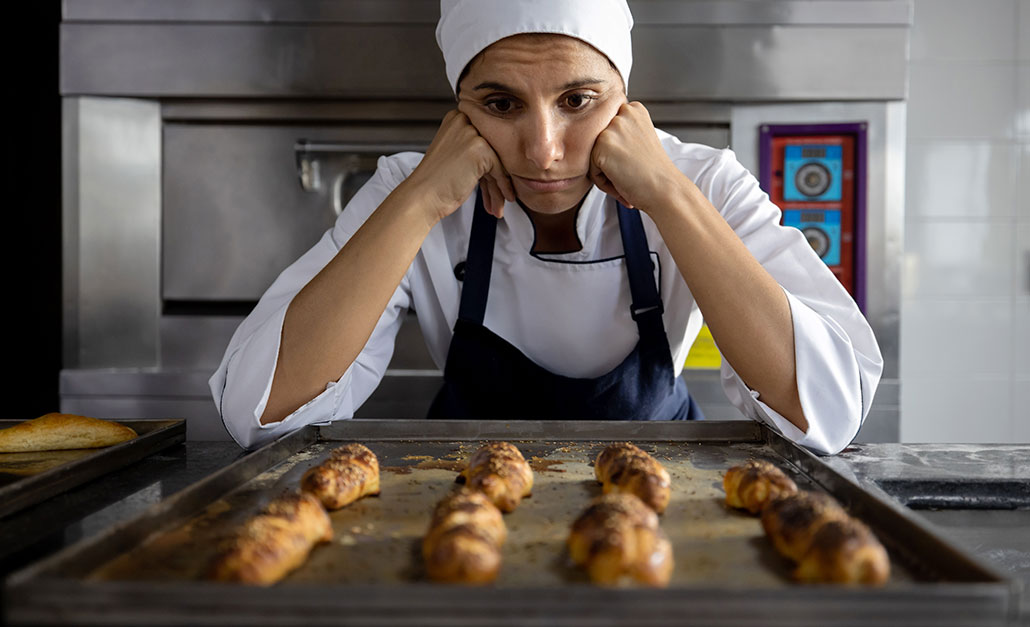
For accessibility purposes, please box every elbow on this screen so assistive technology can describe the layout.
[215,386,272,450]
[797,384,864,456]
[219,407,264,450]
[817,416,862,456]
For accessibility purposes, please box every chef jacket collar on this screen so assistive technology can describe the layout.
[502,186,608,259]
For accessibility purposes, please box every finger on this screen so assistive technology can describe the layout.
[485,179,500,218]
[627,100,651,119]
[588,162,615,196]
[589,166,632,208]
[456,98,476,119]
[441,109,467,135]
[489,161,516,204]
[474,143,513,204]
[485,178,505,218]
[479,180,498,218]
[486,179,505,219]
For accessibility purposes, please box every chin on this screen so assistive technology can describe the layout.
[516,185,593,215]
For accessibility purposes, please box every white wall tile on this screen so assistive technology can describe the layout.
[901,376,1012,442]
[905,141,1018,219]
[900,1,1025,444]
[911,0,1018,61]
[907,64,1018,139]
[1020,0,1030,60]
[1012,377,1030,441]
[1017,222,1030,305]
[905,221,1016,298]
[1014,300,1030,376]
[902,299,1014,376]
[1018,66,1030,138]
[1021,144,1030,218]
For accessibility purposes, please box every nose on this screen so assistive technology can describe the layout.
[522,110,563,171]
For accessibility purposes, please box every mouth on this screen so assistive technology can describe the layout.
[513,175,582,193]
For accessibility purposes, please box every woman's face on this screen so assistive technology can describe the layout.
[457,34,626,214]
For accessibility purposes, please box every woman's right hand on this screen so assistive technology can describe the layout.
[406,110,515,223]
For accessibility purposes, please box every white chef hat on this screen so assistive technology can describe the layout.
[436,0,634,95]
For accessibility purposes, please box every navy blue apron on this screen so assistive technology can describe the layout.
[427,190,704,421]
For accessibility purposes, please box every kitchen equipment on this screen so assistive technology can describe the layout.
[4,420,1019,626]
[59,0,909,442]
[0,419,185,518]
[760,123,866,309]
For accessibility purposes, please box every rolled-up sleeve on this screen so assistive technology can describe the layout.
[209,154,420,449]
[702,149,883,455]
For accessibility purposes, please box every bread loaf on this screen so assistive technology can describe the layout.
[300,443,380,510]
[595,443,672,514]
[207,491,333,585]
[567,493,674,587]
[422,488,507,584]
[723,459,799,514]
[0,413,137,453]
[460,442,533,513]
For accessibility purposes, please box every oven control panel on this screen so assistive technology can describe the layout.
[759,124,867,311]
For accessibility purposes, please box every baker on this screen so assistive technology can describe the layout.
[210,0,883,454]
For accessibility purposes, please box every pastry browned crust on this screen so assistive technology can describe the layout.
[460,442,533,513]
[594,443,671,514]
[422,488,507,584]
[723,459,799,514]
[793,517,890,585]
[760,491,850,562]
[567,493,673,587]
[300,443,380,510]
[0,413,137,453]
[207,491,332,585]
[760,490,890,585]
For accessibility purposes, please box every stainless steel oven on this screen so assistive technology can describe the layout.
[59,0,910,441]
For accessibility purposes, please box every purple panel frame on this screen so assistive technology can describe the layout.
[758,122,868,313]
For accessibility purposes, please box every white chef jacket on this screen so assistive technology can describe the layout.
[209,130,883,454]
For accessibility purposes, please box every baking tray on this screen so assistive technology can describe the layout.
[3,420,1021,627]
[0,419,186,519]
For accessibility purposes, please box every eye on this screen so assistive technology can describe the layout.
[485,97,517,114]
[564,92,597,110]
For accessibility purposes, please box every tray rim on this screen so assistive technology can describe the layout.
[3,420,1021,626]
[4,579,1020,627]
[0,418,186,519]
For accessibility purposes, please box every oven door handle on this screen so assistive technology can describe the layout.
[295,140,430,214]
[295,140,430,155]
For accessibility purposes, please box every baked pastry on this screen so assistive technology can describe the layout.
[793,517,890,585]
[300,443,380,510]
[761,490,890,585]
[208,491,332,585]
[460,442,533,513]
[723,459,799,514]
[594,442,671,513]
[760,491,850,562]
[422,488,507,584]
[0,413,137,453]
[567,493,674,587]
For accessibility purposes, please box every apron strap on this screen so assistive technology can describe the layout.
[616,202,664,326]
[457,189,497,325]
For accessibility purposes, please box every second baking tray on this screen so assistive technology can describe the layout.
[0,418,186,519]
[4,420,1020,626]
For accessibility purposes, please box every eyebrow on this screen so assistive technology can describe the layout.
[470,77,609,93]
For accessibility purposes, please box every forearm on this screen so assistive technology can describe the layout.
[642,175,808,431]
[261,181,437,424]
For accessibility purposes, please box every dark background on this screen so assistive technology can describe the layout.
[10,3,62,415]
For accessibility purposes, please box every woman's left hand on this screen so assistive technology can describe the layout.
[589,102,684,213]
